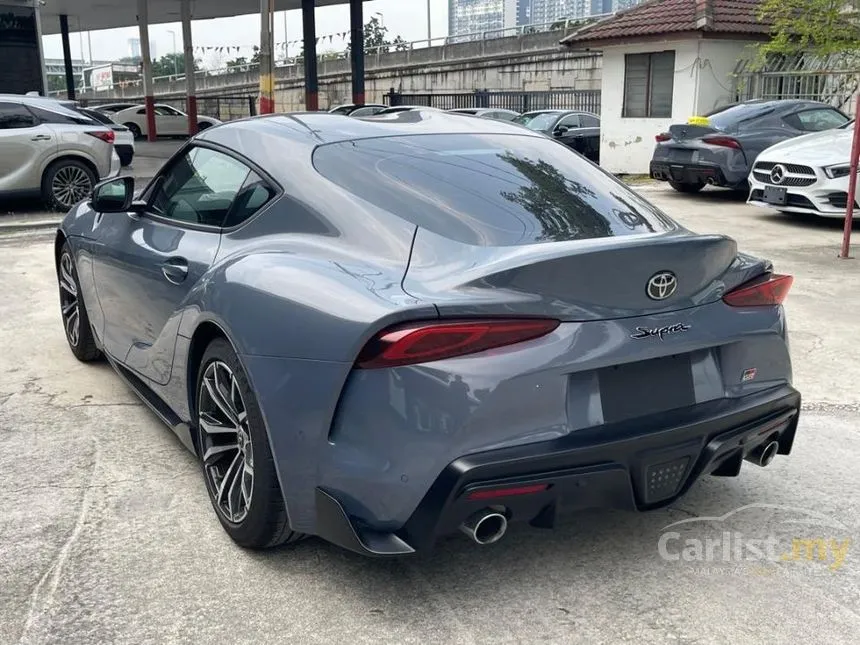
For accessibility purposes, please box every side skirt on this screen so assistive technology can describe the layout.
[105,353,197,455]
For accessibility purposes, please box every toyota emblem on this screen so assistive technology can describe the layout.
[770,164,786,185]
[647,272,678,300]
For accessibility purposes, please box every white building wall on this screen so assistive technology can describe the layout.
[599,38,749,174]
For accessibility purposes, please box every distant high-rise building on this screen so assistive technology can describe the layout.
[448,0,644,38]
[448,0,518,38]
[127,38,157,60]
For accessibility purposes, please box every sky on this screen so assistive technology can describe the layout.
[41,0,451,67]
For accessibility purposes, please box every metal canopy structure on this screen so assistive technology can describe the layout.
[37,0,370,139]
[38,0,352,35]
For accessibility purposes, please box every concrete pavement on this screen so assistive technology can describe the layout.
[1,187,858,644]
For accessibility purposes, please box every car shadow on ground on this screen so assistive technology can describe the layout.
[249,474,769,595]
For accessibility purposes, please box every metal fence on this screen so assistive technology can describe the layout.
[77,94,258,121]
[384,89,602,115]
[733,54,860,116]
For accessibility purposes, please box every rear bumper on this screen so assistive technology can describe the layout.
[650,161,746,188]
[314,385,801,556]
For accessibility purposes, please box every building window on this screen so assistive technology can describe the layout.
[622,51,675,118]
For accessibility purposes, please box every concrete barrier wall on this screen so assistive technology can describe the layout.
[81,29,602,113]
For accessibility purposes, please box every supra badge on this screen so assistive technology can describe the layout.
[631,323,691,341]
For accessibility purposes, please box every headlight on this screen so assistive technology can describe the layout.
[824,164,852,179]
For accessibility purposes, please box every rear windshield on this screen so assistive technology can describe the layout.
[313,134,675,246]
[704,103,774,131]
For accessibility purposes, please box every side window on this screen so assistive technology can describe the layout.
[0,102,38,129]
[28,105,93,125]
[150,147,254,227]
[223,172,276,228]
[786,108,849,132]
[136,108,147,115]
[580,114,600,127]
[557,114,581,129]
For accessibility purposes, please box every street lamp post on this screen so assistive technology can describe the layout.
[167,30,178,78]
[427,0,431,46]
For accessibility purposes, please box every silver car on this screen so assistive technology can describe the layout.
[0,94,120,210]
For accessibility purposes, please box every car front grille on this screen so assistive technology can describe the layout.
[753,161,815,175]
[752,171,816,187]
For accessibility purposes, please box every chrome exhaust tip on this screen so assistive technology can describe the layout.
[746,440,780,467]
[460,509,508,545]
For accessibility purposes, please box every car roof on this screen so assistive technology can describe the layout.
[197,110,546,183]
[0,94,71,107]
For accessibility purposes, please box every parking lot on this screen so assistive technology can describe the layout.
[1,183,859,644]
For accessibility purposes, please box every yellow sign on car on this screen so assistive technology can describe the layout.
[687,116,710,126]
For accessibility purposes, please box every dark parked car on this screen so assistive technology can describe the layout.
[513,110,601,162]
[650,99,850,193]
[448,108,520,121]
[348,105,387,117]
[56,111,800,556]
[328,103,387,116]
[374,105,444,115]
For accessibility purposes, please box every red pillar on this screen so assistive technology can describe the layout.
[138,0,157,141]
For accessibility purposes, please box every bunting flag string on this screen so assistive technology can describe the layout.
[192,29,356,56]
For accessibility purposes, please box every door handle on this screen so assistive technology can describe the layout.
[161,257,189,284]
[31,135,52,141]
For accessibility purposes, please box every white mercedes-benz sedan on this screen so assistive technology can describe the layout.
[747,122,856,218]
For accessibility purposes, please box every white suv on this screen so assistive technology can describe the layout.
[0,95,120,210]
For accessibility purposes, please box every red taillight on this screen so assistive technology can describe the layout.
[655,132,672,142]
[467,484,549,501]
[87,130,115,144]
[702,135,741,149]
[356,319,560,369]
[723,274,793,307]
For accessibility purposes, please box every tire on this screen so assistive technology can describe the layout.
[125,123,142,139]
[668,180,705,194]
[42,159,97,211]
[195,338,302,549]
[58,242,101,362]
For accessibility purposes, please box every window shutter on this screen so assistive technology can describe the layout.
[623,54,650,118]
[648,51,675,118]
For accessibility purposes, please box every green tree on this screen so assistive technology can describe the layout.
[498,154,611,243]
[151,52,201,78]
[345,16,410,55]
[758,0,860,57]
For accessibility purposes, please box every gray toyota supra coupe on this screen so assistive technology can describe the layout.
[55,110,800,555]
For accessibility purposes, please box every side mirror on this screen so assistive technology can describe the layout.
[553,125,570,137]
[91,176,135,212]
